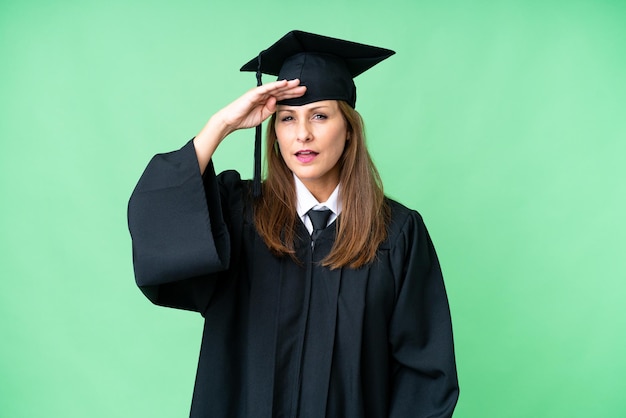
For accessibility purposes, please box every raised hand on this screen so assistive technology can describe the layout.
[193,79,306,173]
[216,79,306,132]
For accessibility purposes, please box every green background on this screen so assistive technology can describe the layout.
[1,0,625,416]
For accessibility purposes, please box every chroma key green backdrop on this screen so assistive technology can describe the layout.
[1,0,625,417]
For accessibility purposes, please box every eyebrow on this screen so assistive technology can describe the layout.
[309,106,331,112]
[277,105,331,113]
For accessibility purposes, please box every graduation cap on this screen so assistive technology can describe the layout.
[241,30,395,196]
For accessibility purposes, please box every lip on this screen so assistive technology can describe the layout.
[295,149,318,163]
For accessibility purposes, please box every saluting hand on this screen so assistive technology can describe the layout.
[216,79,306,132]
[193,79,306,174]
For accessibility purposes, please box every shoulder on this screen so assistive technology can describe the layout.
[383,198,427,250]
[213,169,254,219]
[215,169,246,190]
[385,198,425,233]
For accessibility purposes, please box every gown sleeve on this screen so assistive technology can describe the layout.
[388,209,459,417]
[127,140,235,313]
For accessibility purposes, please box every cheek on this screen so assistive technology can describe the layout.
[334,141,347,161]
[332,130,348,155]
[274,126,289,148]
[274,138,290,162]
[275,121,294,137]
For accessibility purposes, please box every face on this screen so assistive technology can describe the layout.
[274,100,348,199]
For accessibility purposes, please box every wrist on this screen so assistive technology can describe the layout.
[206,113,233,141]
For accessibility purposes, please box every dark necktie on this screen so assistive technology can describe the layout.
[307,208,332,244]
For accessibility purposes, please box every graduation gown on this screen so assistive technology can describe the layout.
[128,141,459,418]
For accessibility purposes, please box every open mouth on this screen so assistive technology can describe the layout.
[295,150,318,162]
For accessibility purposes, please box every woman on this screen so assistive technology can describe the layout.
[128,30,459,418]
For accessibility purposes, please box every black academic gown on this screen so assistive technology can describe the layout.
[128,141,459,418]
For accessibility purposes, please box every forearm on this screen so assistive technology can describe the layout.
[193,113,233,174]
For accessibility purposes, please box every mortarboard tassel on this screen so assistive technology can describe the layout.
[252,53,264,198]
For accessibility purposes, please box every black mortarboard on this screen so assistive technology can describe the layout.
[241,30,395,196]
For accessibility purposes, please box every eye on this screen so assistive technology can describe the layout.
[313,113,327,120]
[280,115,294,122]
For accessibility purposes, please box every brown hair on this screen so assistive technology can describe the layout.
[254,100,390,269]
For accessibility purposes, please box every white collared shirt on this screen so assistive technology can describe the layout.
[294,174,342,235]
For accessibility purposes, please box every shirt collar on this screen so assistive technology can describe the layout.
[294,174,342,219]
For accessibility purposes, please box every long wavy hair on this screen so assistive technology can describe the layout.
[253,100,390,269]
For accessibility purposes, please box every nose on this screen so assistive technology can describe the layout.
[296,120,312,143]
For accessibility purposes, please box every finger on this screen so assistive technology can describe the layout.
[275,79,303,92]
[241,80,304,110]
[257,79,291,95]
[263,96,278,116]
[260,79,301,95]
[243,81,289,103]
[267,81,306,97]
[273,86,307,101]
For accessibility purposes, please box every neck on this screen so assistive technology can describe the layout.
[300,179,338,202]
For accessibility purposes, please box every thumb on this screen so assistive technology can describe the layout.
[262,96,278,119]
